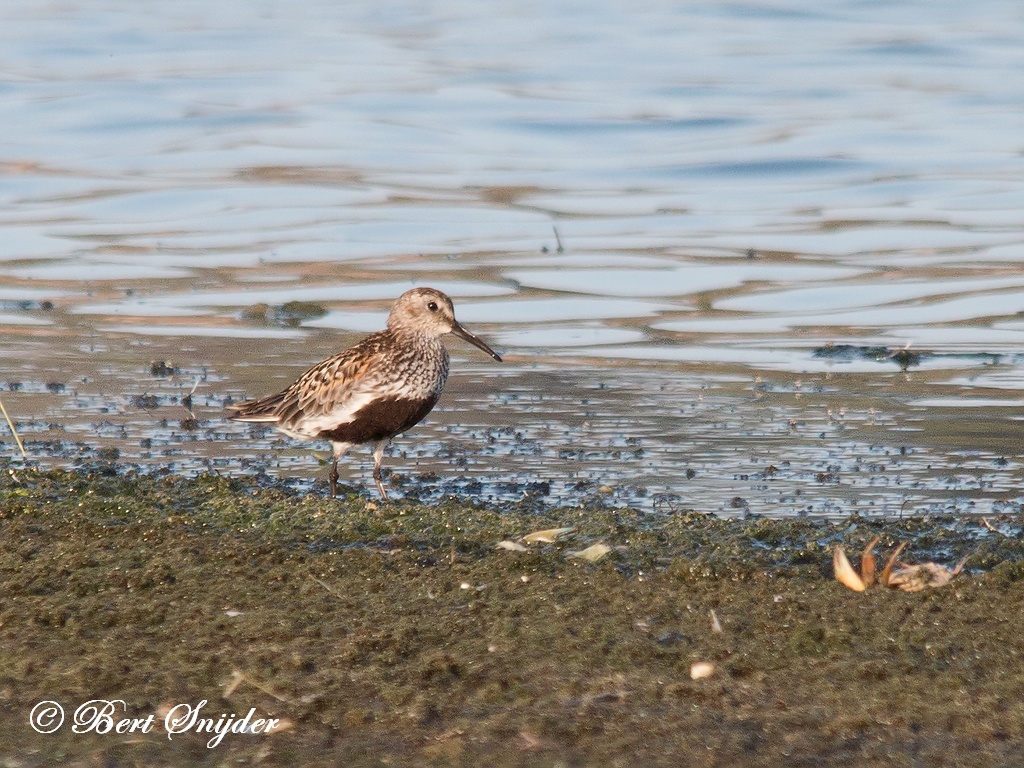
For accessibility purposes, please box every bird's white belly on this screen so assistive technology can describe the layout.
[281,378,439,440]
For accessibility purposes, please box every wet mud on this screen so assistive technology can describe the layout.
[3,466,1024,766]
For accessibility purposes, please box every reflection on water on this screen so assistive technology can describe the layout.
[3,0,1024,514]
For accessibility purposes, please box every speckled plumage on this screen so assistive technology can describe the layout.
[227,287,501,499]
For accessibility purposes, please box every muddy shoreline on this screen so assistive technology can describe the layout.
[2,466,1024,766]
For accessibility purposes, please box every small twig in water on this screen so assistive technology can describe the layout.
[182,375,201,411]
[553,226,564,253]
[979,517,1005,537]
[898,499,912,520]
[0,395,26,458]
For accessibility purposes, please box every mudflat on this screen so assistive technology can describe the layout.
[2,467,1023,766]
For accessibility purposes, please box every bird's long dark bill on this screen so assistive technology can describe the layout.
[451,321,502,362]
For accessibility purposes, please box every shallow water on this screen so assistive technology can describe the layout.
[3,0,1024,514]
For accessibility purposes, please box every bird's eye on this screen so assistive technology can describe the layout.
[427,301,439,312]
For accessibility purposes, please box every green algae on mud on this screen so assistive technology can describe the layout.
[2,467,1024,767]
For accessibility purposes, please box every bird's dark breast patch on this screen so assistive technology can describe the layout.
[318,395,439,445]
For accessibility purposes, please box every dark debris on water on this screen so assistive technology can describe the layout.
[811,342,1003,370]
[239,301,329,328]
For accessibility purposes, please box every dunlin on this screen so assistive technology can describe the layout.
[227,287,501,499]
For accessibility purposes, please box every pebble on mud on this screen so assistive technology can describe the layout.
[565,543,613,563]
[690,662,715,680]
[496,540,528,552]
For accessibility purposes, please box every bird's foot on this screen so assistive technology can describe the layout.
[373,468,388,500]
[329,459,339,499]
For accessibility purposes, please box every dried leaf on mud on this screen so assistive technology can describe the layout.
[833,539,967,593]
[565,543,613,563]
[522,527,575,544]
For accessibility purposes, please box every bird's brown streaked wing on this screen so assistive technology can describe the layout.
[273,337,390,429]
[227,332,390,428]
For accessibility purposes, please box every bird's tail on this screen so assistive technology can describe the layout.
[225,391,287,423]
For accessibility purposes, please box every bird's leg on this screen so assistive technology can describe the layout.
[329,443,349,499]
[329,457,339,498]
[372,440,389,500]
